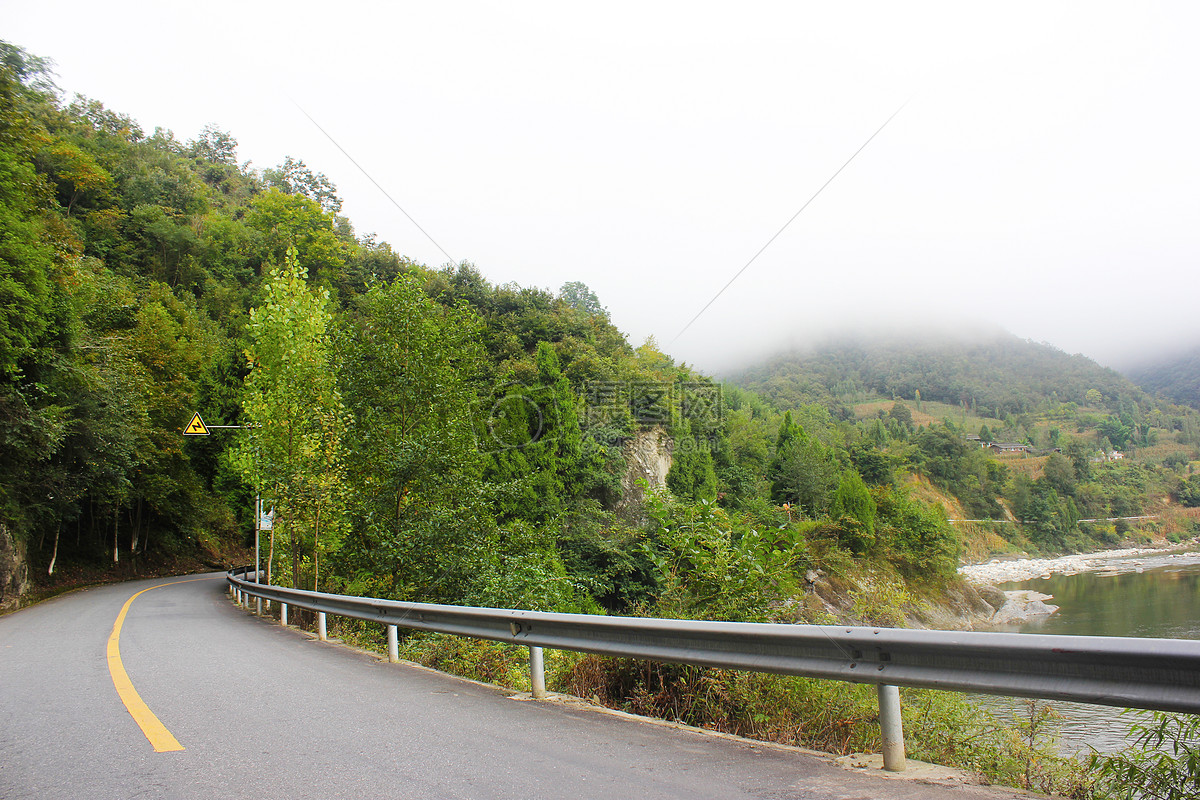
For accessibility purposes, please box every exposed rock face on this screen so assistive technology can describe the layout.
[907,582,1010,630]
[990,590,1059,625]
[616,427,672,520]
[0,524,29,612]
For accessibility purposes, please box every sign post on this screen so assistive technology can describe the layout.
[183,412,264,584]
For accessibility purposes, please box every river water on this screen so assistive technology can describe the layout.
[979,549,1200,754]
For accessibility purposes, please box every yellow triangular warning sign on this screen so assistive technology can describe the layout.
[183,412,210,436]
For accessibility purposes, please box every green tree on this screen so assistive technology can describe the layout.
[1041,452,1076,496]
[262,156,342,214]
[769,413,839,517]
[485,342,584,521]
[558,281,607,318]
[888,401,914,429]
[912,426,972,489]
[829,469,876,553]
[231,246,348,589]
[873,486,959,580]
[0,55,58,378]
[666,420,718,502]
[188,124,238,166]
[1098,416,1133,451]
[244,189,347,288]
[335,275,488,601]
[641,489,805,622]
[869,418,889,449]
[1179,475,1200,508]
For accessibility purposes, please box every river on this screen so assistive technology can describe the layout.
[978,548,1200,754]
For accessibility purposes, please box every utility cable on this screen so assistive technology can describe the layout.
[290,99,457,265]
[671,100,910,345]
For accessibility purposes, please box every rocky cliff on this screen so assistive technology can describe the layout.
[616,427,673,520]
[0,524,29,612]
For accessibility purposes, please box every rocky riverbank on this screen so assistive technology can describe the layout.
[958,547,1166,585]
[954,541,1200,629]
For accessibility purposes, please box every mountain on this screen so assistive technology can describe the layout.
[728,329,1150,418]
[1125,346,1200,409]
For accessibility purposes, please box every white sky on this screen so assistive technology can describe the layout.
[7,1,1199,374]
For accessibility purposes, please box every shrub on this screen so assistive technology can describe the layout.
[1090,710,1200,800]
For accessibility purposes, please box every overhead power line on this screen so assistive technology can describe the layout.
[671,100,910,345]
[290,99,457,265]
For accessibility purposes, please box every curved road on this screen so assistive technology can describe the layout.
[1,574,1031,799]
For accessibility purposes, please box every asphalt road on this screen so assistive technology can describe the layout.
[0,574,1036,799]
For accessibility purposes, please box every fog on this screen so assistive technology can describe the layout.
[8,1,1199,375]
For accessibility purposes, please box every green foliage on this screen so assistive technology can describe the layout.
[640,488,806,622]
[1178,476,1200,508]
[769,411,840,517]
[332,273,490,600]
[485,341,585,521]
[830,470,878,556]
[0,58,58,379]
[1043,451,1078,495]
[555,503,657,613]
[558,280,607,318]
[464,519,595,613]
[245,189,347,289]
[665,420,718,501]
[1091,710,1200,800]
[872,485,959,581]
[912,426,972,486]
[230,247,347,589]
[1099,415,1134,451]
[401,633,533,691]
[262,156,341,214]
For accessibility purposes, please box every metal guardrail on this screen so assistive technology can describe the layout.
[227,568,1200,772]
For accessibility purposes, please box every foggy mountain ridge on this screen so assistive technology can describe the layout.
[724,326,1159,417]
[1125,345,1200,410]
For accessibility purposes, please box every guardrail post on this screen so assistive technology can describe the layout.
[317,612,327,641]
[387,625,399,663]
[280,602,288,626]
[256,597,262,616]
[529,646,547,699]
[877,684,906,772]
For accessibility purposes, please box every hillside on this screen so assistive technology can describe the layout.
[727,328,1200,560]
[730,329,1150,420]
[4,35,1195,632]
[0,41,964,624]
[1126,345,1200,409]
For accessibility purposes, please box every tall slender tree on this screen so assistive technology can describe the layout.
[231,246,347,589]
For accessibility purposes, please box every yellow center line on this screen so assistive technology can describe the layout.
[107,576,215,753]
